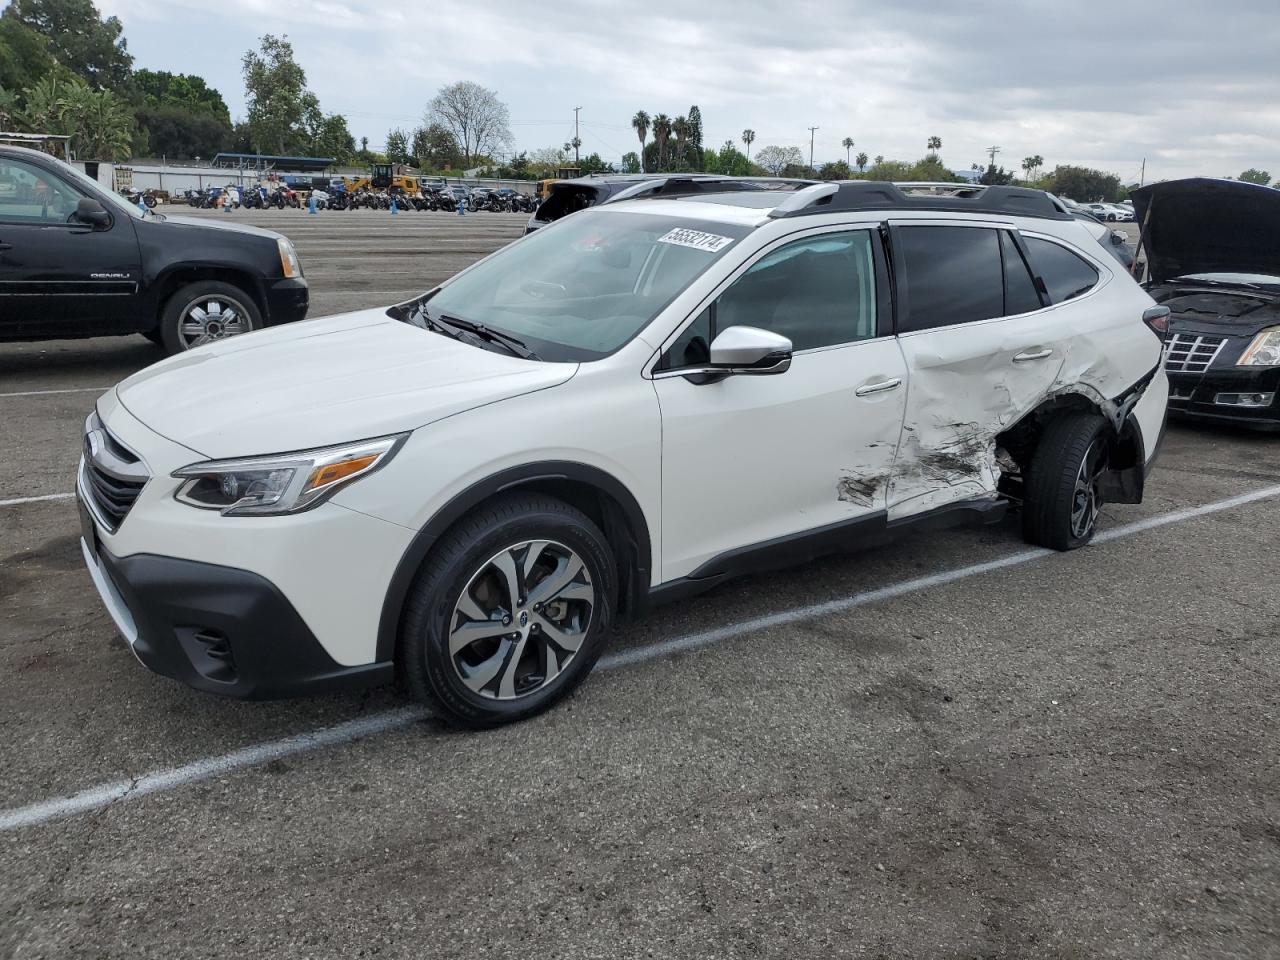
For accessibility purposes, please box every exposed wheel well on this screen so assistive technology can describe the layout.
[996,392,1145,502]
[376,464,653,663]
[148,268,263,329]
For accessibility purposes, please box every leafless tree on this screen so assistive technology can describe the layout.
[424,81,513,167]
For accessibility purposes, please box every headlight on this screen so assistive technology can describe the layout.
[1238,327,1280,366]
[172,435,405,516]
[277,238,302,278]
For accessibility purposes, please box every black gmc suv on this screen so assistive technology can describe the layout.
[0,145,308,354]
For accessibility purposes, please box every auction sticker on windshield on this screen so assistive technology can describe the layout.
[657,228,735,253]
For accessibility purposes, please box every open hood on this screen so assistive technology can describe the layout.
[1130,177,1280,283]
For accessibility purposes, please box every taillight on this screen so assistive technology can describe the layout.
[1143,305,1171,341]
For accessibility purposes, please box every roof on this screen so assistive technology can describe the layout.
[210,152,335,171]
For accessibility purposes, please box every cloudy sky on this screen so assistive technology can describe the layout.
[96,0,1278,181]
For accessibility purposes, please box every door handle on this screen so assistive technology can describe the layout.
[855,377,903,397]
[1013,348,1053,362]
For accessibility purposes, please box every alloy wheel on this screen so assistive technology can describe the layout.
[178,296,251,349]
[448,539,595,700]
[1070,440,1106,539]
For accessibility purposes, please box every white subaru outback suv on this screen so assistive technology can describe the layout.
[78,181,1169,726]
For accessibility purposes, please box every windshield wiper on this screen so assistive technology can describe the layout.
[434,313,541,361]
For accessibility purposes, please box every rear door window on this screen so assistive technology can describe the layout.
[897,225,1003,332]
[1024,237,1100,303]
[1001,231,1044,315]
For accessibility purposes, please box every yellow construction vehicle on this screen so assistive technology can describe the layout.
[537,166,582,199]
[344,162,420,194]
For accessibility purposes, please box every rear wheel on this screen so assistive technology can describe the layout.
[397,493,615,727]
[1022,412,1110,550]
[159,281,261,354]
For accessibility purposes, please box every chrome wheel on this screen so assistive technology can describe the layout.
[177,296,252,349]
[448,539,595,701]
[1070,440,1106,540]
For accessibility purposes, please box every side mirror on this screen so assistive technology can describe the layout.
[709,325,792,375]
[74,197,111,229]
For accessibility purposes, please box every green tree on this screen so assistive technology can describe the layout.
[22,75,134,159]
[2,0,132,91]
[631,111,649,172]
[821,159,852,181]
[0,17,64,98]
[133,69,230,123]
[687,105,704,170]
[579,151,610,174]
[671,115,689,169]
[1046,164,1122,201]
[309,112,355,163]
[241,35,313,155]
[411,123,461,171]
[620,150,641,174]
[926,135,942,156]
[1239,168,1271,185]
[136,107,228,159]
[841,137,854,165]
[704,140,751,176]
[855,151,868,172]
[651,114,671,171]
[741,128,755,164]
[385,127,409,164]
[979,163,1015,186]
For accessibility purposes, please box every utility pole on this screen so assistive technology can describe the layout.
[808,126,819,174]
[986,145,1001,167]
[1139,157,1146,187]
[574,106,582,165]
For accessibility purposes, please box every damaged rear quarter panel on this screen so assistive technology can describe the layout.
[888,264,1161,519]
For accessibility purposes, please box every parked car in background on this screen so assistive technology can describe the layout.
[0,146,308,354]
[525,173,813,233]
[79,181,1166,725]
[1134,177,1280,429]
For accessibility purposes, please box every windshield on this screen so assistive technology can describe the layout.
[413,210,749,361]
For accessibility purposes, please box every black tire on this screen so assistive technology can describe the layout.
[159,280,262,355]
[397,493,616,727]
[1022,412,1110,551]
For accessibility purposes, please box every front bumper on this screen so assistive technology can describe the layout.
[262,276,310,327]
[1166,365,1280,430]
[80,528,392,699]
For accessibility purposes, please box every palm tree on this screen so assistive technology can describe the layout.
[842,137,854,165]
[632,111,650,172]
[855,151,868,173]
[927,136,942,157]
[741,128,755,164]
[1022,156,1035,182]
[1030,154,1044,181]
[874,155,884,166]
[652,114,672,172]
[672,115,689,169]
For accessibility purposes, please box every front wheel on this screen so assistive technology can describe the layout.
[159,281,262,354]
[398,493,616,727]
[1022,412,1110,550]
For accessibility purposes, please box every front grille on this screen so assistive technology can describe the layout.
[82,414,148,533]
[1164,333,1227,373]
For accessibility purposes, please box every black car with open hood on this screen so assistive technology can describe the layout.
[1133,177,1280,429]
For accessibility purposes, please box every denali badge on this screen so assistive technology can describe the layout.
[90,273,130,279]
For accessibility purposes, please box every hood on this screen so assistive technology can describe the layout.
[113,309,577,459]
[153,214,284,241]
[1131,177,1280,282]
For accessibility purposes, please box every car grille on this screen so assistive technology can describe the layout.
[82,414,148,533]
[1164,333,1227,373]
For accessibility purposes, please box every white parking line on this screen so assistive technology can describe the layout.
[2,482,1278,833]
[0,387,108,398]
[0,492,77,508]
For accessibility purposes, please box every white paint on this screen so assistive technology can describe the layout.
[0,387,109,398]
[0,492,77,508]
[3,482,1278,833]
[0,707,428,832]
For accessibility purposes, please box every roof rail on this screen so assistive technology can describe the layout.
[768,180,1072,221]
